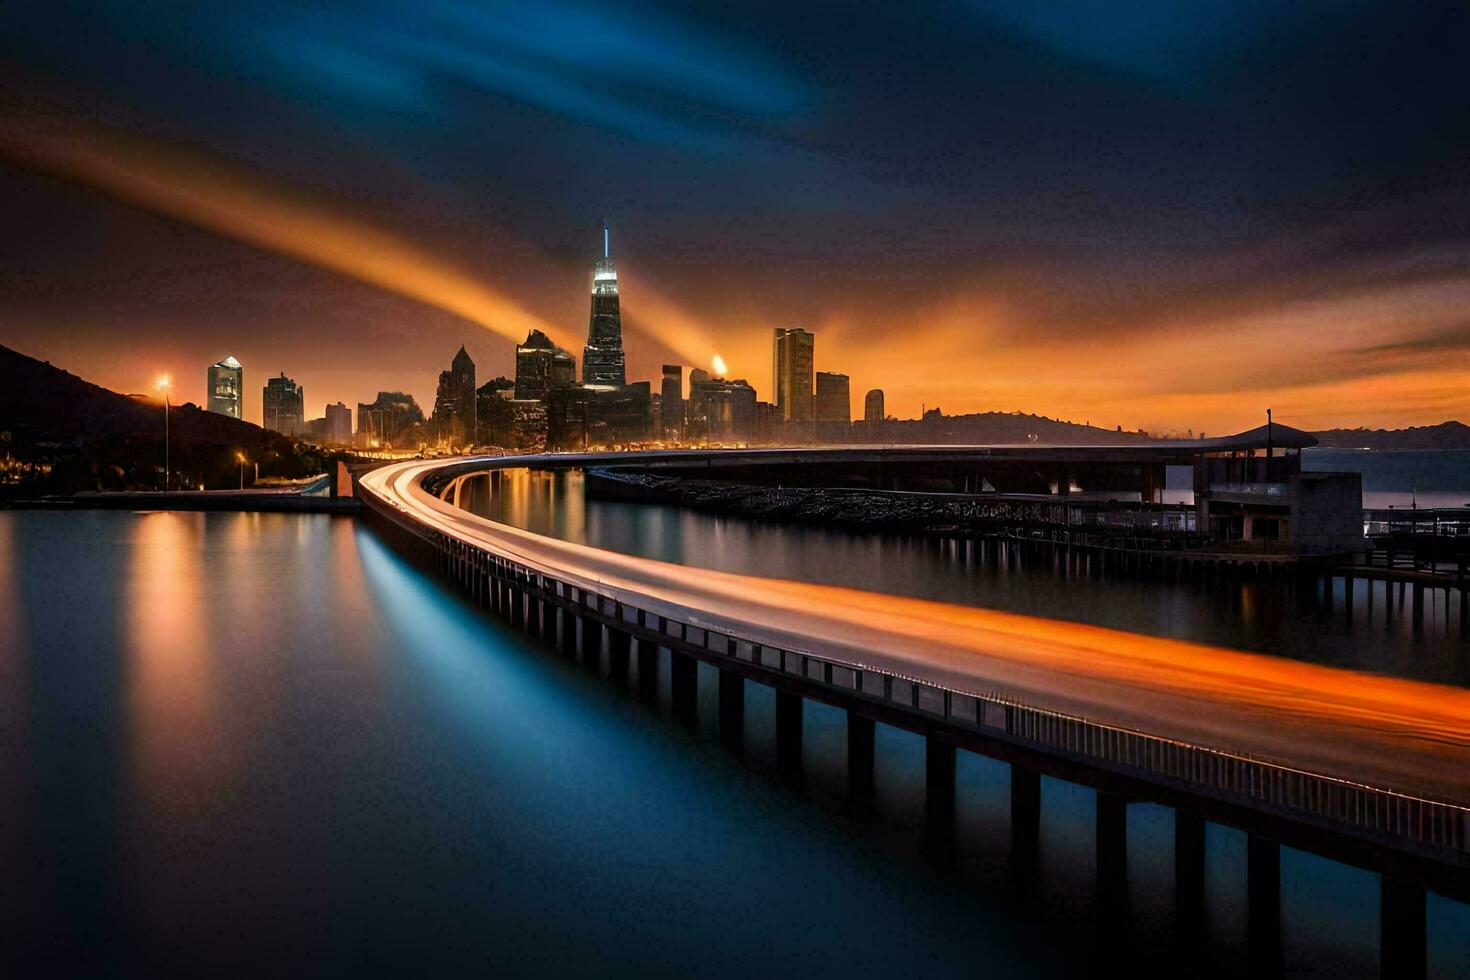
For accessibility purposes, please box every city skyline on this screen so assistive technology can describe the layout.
[3,7,1469,975]
[2,3,1467,433]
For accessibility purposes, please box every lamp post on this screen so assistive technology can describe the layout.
[156,374,171,490]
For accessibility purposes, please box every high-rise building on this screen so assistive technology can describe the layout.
[687,369,757,443]
[515,329,577,400]
[475,378,516,446]
[586,382,651,447]
[324,402,352,444]
[660,364,684,441]
[207,355,243,419]
[430,345,477,446]
[815,372,851,424]
[262,372,304,436]
[582,226,626,387]
[772,328,814,421]
[864,388,885,423]
[356,391,424,447]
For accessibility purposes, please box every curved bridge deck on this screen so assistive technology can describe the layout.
[358,453,1470,909]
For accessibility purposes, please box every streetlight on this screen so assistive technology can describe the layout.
[236,452,247,491]
[156,374,171,490]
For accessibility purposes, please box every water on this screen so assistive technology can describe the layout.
[455,468,1470,686]
[3,510,1468,977]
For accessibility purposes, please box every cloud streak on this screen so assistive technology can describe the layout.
[0,112,569,350]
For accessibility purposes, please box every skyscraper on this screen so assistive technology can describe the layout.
[324,402,352,444]
[687,369,756,443]
[772,327,814,421]
[515,329,576,400]
[660,364,684,440]
[864,388,885,423]
[430,345,477,446]
[582,226,626,388]
[207,355,242,419]
[262,372,304,436]
[357,391,424,447]
[815,372,851,423]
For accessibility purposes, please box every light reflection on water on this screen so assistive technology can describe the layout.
[457,468,1470,686]
[2,509,1468,977]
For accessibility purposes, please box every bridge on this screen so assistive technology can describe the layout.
[358,451,1470,976]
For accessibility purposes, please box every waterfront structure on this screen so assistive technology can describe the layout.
[815,372,851,424]
[582,227,625,387]
[324,402,352,444]
[660,364,684,441]
[515,330,576,400]
[356,391,424,447]
[262,372,303,436]
[687,369,757,443]
[772,327,814,421]
[864,388,884,423]
[431,346,477,447]
[206,355,242,419]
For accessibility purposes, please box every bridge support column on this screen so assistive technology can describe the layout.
[670,651,697,722]
[1248,835,1281,974]
[1096,792,1128,920]
[580,618,600,669]
[1412,583,1425,633]
[925,738,956,857]
[846,712,875,801]
[718,670,744,747]
[509,585,524,630]
[607,627,632,685]
[1380,878,1425,979]
[557,608,577,656]
[1343,573,1354,622]
[1174,810,1205,934]
[775,690,803,777]
[532,593,549,640]
[1010,764,1040,898]
[637,644,660,701]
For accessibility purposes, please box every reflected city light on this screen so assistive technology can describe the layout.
[126,512,215,810]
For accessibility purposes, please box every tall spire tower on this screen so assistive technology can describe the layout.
[582,223,626,387]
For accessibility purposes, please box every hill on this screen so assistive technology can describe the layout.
[865,410,1155,446]
[1311,422,1470,451]
[0,344,320,492]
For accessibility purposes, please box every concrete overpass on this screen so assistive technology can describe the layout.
[359,451,1469,975]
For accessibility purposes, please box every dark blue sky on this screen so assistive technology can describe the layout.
[2,1,1467,430]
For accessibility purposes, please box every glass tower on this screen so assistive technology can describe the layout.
[582,227,626,388]
[772,327,814,421]
[207,355,242,419]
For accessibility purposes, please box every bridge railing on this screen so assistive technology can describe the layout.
[360,470,1470,865]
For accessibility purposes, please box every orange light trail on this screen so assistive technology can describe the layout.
[364,454,1470,805]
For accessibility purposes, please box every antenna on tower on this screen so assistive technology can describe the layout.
[603,223,609,259]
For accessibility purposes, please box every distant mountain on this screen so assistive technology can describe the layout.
[876,410,1155,446]
[1311,422,1470,451]
[0,343,316,492]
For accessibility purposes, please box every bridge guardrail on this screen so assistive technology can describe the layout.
[359,462,1470,867]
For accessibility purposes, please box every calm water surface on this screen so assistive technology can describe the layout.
[457,468,1470,686]
[3,509,1468,977]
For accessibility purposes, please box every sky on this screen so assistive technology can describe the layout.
[1,1,1467,433]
